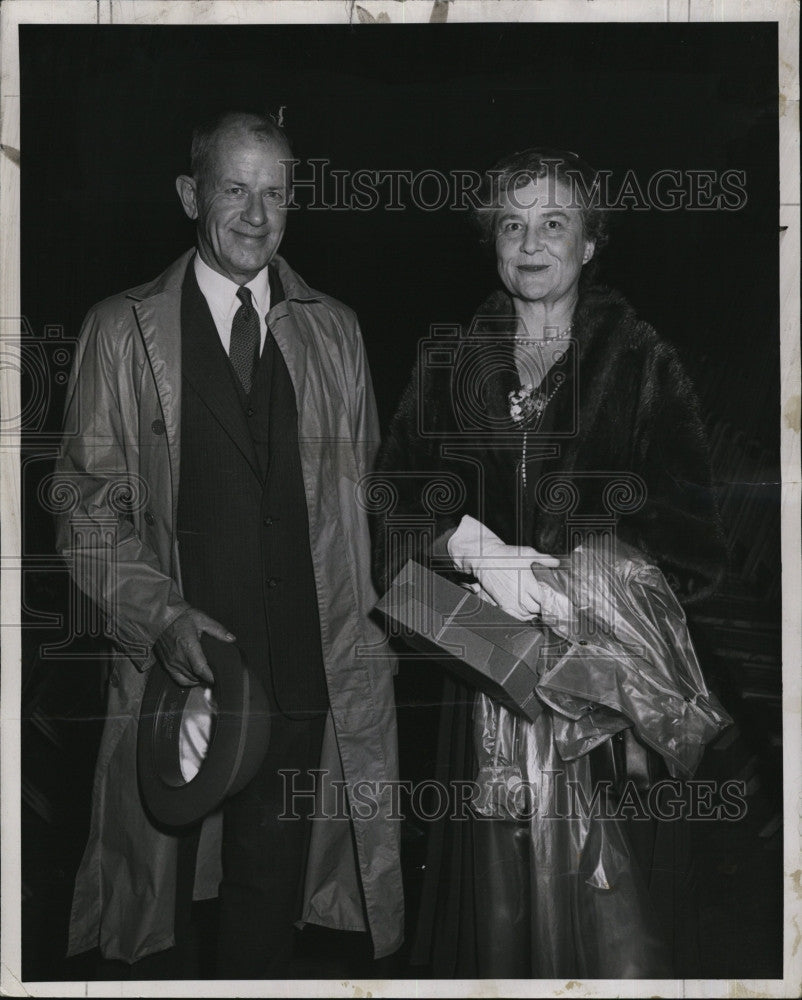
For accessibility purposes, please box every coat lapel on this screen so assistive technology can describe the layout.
[266,259,315,430]
[127,251,327,506]
[128,251,191,520]
[179,263,261,481]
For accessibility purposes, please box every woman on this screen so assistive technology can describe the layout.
[372,148,728,978]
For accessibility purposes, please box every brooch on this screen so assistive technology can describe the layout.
[508,384,550,424]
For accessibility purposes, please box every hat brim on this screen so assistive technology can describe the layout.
[137,635,271,828]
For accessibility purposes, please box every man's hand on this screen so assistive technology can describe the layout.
[448,514,560,621]
[154,608,236,687]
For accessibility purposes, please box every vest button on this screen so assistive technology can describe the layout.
[151,419,165,435]
[144,510,155,526]
[263,516,273,527]
[246,407,255,417]
[266,577,278,588]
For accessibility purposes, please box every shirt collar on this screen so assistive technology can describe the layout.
[193,251,272,318]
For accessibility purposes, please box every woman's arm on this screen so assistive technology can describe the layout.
[371,363,465,594]
[621,333,727,604]
[372,361,559,611]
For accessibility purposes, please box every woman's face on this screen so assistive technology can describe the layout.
[494,176,595,309]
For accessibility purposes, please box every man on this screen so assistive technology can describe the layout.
[55,111,402,978]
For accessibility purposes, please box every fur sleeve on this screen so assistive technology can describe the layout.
[620,332,728,604]
[371,362,464,595]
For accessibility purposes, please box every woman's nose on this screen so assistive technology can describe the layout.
[241,193,266,228]
[520,226,543,255]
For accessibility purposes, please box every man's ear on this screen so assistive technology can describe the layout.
[175,175,199,221]
[582,240,596,265]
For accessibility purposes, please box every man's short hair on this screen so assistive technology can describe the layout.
[190,110,293,187]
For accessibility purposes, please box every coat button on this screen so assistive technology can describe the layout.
[151,419,166,435]
[246,407,255,417]
[262,516,273,527]
[266,577,278,588]
[144,510,155,526]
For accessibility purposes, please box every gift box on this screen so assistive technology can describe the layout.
[375,560,555,722]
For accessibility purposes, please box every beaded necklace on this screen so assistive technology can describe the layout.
[508,327,572,489]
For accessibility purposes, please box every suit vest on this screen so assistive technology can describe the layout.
[176,262,329,717]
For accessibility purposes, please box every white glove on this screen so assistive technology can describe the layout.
[447,514,560,620]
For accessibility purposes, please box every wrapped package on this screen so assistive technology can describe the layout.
[375,560,555,723]
[377,542,731,777]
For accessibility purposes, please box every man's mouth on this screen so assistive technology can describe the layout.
[517,264,550,272]
[233,231,269,241]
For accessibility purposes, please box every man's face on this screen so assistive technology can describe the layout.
[494,176,594,308]
[177,129,291,284]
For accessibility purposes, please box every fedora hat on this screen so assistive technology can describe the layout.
[137,635,271,828]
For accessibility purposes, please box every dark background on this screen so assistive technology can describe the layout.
[19,22,782,981]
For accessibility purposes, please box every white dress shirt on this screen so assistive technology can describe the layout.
[193,251,272,356]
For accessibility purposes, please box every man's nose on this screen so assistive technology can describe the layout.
[241,192,267,228]
[520,226,544,255]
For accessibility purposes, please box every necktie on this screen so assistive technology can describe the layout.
[229,286,260,394]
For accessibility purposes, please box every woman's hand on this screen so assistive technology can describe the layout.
[470,550,552,619]
[447,515,559,621]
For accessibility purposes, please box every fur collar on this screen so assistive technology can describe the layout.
[456,284,641,428]
[470,284,640,362]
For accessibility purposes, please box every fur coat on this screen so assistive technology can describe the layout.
[372,284,727,604]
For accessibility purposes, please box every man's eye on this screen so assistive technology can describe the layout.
[227,186,244,196]
[545,219,563,230]
[500,221,522,233]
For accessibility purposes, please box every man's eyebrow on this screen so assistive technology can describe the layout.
[541,209,571,219]
[220,178,286,190]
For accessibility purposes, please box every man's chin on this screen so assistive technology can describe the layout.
[217,249,276,280]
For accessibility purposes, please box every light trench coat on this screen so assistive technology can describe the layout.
[55,249,403,963]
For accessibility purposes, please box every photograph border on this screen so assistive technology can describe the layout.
[1,1,799,997]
